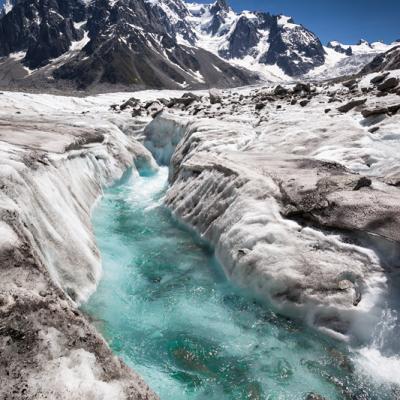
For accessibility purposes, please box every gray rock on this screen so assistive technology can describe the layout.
[120,97,141,111]
[370,72,390,85]
[168,93,200,108]
[362,103,400,117]
[293,82,311,93]
[146,101,164,118]
[384,173,400,187]
[362,107,387,118]
[209,89,222,104]
[377,77,399,92]
[353,176,372,191]
[342,78,358,89]
[306,393,327,400]
[337,98,367,113]
[274,85,289,96]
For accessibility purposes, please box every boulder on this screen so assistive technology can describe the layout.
[388,103,400,114]
[361,107,387,118]
[120,97,140,111]
[131,107,142,117]
[377,77,399,92]
[342,78,358,89]
[146,101,164,118]
[299,99,309,107]
[274,85,289,96]
[293,82,311,93]
[384,173,400,187]
[337,98,367,113]
[362,103,400,117]
[353,176,372,191]
[209,89,222,104]
[370,72,390,85]
[168,93,200,108]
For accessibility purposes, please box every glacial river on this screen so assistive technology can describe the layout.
[83,167,398,400]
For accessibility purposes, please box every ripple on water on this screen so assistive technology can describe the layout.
[83,167,398,400]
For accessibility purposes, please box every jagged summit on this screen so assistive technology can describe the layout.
[210,0,230,13]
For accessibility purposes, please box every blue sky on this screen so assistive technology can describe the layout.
[197,0,400,45]
[0,0,398,45]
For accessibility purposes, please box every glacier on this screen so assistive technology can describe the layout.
[0,91,159,399]
[1,66,400,398]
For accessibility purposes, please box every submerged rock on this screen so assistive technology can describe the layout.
[306,393,327,400]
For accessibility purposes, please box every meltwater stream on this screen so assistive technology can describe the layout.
[84,167,399,400]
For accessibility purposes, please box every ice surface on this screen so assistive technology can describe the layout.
[143,74,400,346]
[0,90,159,400]
[1,68,400,396]
[29,328,125,400]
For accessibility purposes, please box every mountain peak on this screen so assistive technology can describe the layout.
[357,39,371,47]
[210,0,230,14]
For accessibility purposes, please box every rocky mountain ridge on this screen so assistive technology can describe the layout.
[0,0,396,90]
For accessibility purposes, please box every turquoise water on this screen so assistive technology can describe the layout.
[83,167,397,400]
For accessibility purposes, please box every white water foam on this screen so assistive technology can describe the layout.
[354,308,400,386]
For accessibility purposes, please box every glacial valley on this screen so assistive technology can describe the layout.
[0,0,399,399]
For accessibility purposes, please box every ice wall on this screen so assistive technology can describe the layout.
[0,107,158,399]
[0,124,156,303]
[144,112,191,166]
[144,113,391,341]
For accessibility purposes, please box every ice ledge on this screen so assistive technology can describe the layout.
[0,112,158,399]
[144,112,400,341]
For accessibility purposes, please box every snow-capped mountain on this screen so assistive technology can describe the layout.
[0,0,258,89]
[187,0,326,79]
[307,39,399,80]
[0,0,396,90]
[361,44,400,74]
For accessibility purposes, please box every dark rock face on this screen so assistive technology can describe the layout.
[219,13,275,60]
[0,0,86,69]
[206,0,230,35]
[327,41,352,56]
[211,5,325,77]
[220,15,262,59]
[360,45,400,74]
[0,0,259,89]
[260,18,325,76]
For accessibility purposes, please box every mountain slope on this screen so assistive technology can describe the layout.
[0,0,258,90]
[360,45,400,74]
